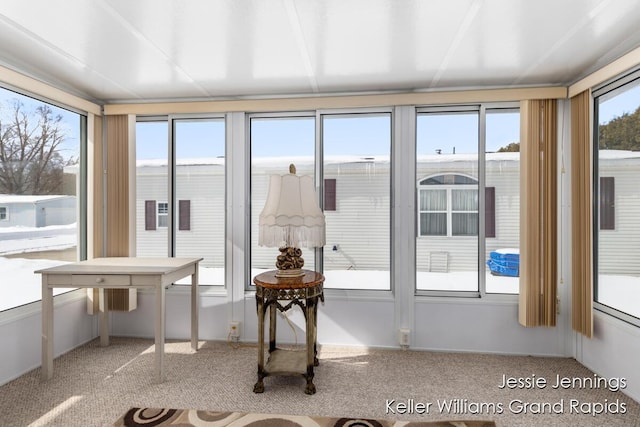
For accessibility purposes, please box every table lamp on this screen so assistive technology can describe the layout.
[258,164,326,277]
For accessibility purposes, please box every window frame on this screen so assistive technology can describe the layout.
[247,111,318,290]
[319,109,393,291]
[247,108,394,293]
[592,67,640,327]
[0,83,87,313]
[135,114,227,289]
[415,103,520,298]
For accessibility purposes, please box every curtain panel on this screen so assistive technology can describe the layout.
[519,99,558,328]
[88,114,136,313]
[570,90,594,338]
[105,115,130,257]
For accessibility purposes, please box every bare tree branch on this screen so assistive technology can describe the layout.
[0,100,69,194]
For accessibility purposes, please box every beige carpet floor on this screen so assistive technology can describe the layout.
[0,337,638,427]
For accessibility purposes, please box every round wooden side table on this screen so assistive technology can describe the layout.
[252,269,324,395]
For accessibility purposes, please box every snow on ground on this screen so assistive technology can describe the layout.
[0,257,73,311]
[0,223,76,256]
[3,257,639,319]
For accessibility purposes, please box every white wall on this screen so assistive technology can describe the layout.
[578,312,640,403]
[0,291,94,386]
[107,289,566,355]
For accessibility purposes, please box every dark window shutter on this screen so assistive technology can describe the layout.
[485,187,496,238]
[324,179,336,211]
[179,200,191,231]
[145,200,156,230]
[600,177,615,230]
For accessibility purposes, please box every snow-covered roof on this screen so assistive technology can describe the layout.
[598,149,640,159]
[0,195,72,204]
[136,152,522,168]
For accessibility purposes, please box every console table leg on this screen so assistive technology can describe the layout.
[304,374,316,395]
[155,285,166,382]
[268,303,277,352]
[255,295,265,393]
[98,288,109,347]
[305,297,317,394]
[41,277,53,380]
[313,295,320,366]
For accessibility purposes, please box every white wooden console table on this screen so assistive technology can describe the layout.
[36,257,203,382]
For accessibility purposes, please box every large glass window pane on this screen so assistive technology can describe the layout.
[136,121,169,257]
[135,118,225,287]
[416,112,478,292]
[0,87,84,311]
[595,78,640,320]
[174,119,225,286]
[485,109,520,294]
[322,114,391,290]
[250,117,315,280]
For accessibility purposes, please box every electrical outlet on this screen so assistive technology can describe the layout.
[229,321,241,339]
[398,328,410,347]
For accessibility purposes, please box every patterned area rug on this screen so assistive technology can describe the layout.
[113,408,497,427]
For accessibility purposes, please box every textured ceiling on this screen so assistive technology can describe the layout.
[1,0,640,104]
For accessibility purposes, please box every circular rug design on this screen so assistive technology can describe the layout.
[227,413,321,426]
[188,411,245,426]
[333,418,385,427]
[123,408,179,426]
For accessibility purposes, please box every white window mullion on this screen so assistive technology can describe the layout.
[447,188,453,236]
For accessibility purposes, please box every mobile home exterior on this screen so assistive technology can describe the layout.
[0,195,76,228]
[134,153,522,275]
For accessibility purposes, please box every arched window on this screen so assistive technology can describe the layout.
[418,173,478,237]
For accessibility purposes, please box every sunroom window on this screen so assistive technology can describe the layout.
[136,117,226,286]
[593,69,640,323]
[415,105,519,295]
[0,86,85,311]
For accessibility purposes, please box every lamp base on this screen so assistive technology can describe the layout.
[275,246,304,277]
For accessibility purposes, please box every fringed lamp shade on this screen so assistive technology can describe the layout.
[259,164,326,277]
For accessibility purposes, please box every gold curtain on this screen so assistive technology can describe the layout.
[519,99,557,327]
[105,115,130,257]
[570,90,593,338]
[88,114,136,313]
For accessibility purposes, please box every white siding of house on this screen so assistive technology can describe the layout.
[486,163,520,255]
[324,162,390,273]
[35,197,76,227]
[135,164,225,272]
[598,159,640,275]
[0,196,75,228]
[174,165,225,270]
[416,156,520,272]
[139,156,521,274]
[135,166,169,257]
[0,204,36,227]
